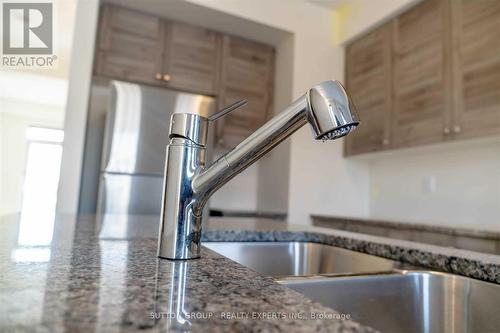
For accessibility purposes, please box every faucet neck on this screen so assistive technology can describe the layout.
[191,96,308,211]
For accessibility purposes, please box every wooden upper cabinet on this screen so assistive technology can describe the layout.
[392,0,451,148]
[94,5,165,85]
[95,5,221,94]
[450,0,500,139]
[164,22,221,95]
[344,0,500,156]
[345,22,392,156]
[94,5,275,148]
[216,35,275,148]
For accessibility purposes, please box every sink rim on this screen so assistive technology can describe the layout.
[204,240,419,278]
[276,268,500,287]
[205,241,495,285]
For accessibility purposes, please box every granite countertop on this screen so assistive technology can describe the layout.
[0,214,374,333]
[2,213,500,332]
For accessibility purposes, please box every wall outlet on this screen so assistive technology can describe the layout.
[371,183,381,200]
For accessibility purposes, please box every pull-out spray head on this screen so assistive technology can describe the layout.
[306,80,359,141]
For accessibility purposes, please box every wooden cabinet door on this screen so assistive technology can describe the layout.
[216,35,274,148]
[345,22,393,156]
[94,5,165,85]
[164,22,221,96]
[451,0,500,139]
[392,0,452,148]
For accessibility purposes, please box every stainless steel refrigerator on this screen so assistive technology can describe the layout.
[97,80,215,216]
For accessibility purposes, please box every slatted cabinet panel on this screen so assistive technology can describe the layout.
[94,6,165,85]
[165,22,221,96]
[216,35,275,148]
[345,23,393,156]
[94,5,275,148]
[392,0,451,148]
[345,0,500,156]
[451,0,500,139]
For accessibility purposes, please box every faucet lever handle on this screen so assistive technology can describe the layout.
[209,99,247,122]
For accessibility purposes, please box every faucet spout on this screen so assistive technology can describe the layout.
[158,80,358,260]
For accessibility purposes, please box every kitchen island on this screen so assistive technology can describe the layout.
[2,214,500,332]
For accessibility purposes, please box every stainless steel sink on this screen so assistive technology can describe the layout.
[204,241,401,277]
[206,241,500,333]
[279,271,500,333]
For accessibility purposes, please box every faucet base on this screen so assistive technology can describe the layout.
[158,138,205,260]
[157,213,203,260]
[158,255,201,261]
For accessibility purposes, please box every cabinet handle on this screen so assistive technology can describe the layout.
[155,73,162,81]
[382,138,390,146]
[453,125,461,134]
[443,127,450,135]
[163,74,171,82]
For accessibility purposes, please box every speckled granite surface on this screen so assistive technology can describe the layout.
[3,214,500,333]
[0,214,376,333]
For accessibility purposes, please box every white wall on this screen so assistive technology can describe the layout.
[256,35,294,213]
[369,140,500,231]
[210,161,259,211]
[335,0,420,44]
[57,0,99,214]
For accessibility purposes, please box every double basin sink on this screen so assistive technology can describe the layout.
[205,242,500,333]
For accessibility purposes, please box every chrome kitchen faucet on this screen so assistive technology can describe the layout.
[158,80,359,260]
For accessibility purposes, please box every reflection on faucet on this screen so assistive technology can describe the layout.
[154,260,192,332]
[167,261,192,329]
